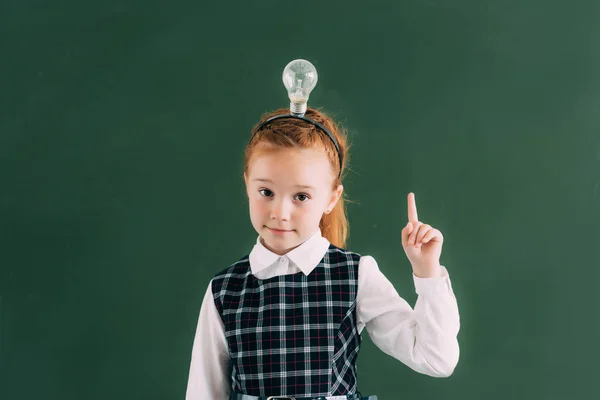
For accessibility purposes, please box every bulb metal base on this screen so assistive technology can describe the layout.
[290,101,307,116]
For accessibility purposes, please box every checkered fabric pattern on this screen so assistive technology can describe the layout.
[212,244,362,398]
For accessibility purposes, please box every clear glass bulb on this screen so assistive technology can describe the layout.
[282,59,318,116]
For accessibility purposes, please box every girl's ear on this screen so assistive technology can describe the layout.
[326,184,344,212]
[243,173,250,198]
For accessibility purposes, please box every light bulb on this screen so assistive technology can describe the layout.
[282,59,318,116]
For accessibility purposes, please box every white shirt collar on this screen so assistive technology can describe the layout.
[249,229,331,276]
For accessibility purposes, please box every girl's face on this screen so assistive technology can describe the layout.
[244,146,343,256]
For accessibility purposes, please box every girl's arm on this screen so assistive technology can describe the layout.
[356,255,460,377]
[185,281,230,399]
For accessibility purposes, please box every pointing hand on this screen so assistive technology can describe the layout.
[401,193,444,278]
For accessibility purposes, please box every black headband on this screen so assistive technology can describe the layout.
[249,114,343,177]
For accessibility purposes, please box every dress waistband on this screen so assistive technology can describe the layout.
[230,393,378,400]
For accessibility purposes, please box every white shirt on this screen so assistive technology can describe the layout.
[186,230,460,400]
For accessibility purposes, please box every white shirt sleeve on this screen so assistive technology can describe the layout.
[185,281,231,400]
[356,255,460,377]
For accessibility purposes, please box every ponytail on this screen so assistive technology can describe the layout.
[319,192,348,248]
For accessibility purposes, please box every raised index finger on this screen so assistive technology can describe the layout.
[408,192,419,223]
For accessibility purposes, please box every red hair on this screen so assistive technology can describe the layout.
[244,108,351,248]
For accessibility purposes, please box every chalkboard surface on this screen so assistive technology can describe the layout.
[1,1,599,399]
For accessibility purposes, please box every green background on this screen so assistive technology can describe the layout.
[2,1,599,399]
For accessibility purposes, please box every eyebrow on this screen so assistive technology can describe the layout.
[253,178,315,190]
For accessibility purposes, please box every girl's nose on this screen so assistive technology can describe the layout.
[271,199,291,221]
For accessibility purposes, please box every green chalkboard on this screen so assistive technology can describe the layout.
[1,1,599,399]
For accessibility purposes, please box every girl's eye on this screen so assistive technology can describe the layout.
[295,194,310,202]
[258,189,309,202]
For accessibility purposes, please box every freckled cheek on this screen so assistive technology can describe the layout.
[249,198,269,217]
[295,206,317,222]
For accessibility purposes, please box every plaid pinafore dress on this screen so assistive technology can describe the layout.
[212,244,362,398]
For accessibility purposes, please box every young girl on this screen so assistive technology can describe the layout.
[185,68,460,400]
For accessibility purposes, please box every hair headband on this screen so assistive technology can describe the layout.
[249,59,343,177]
